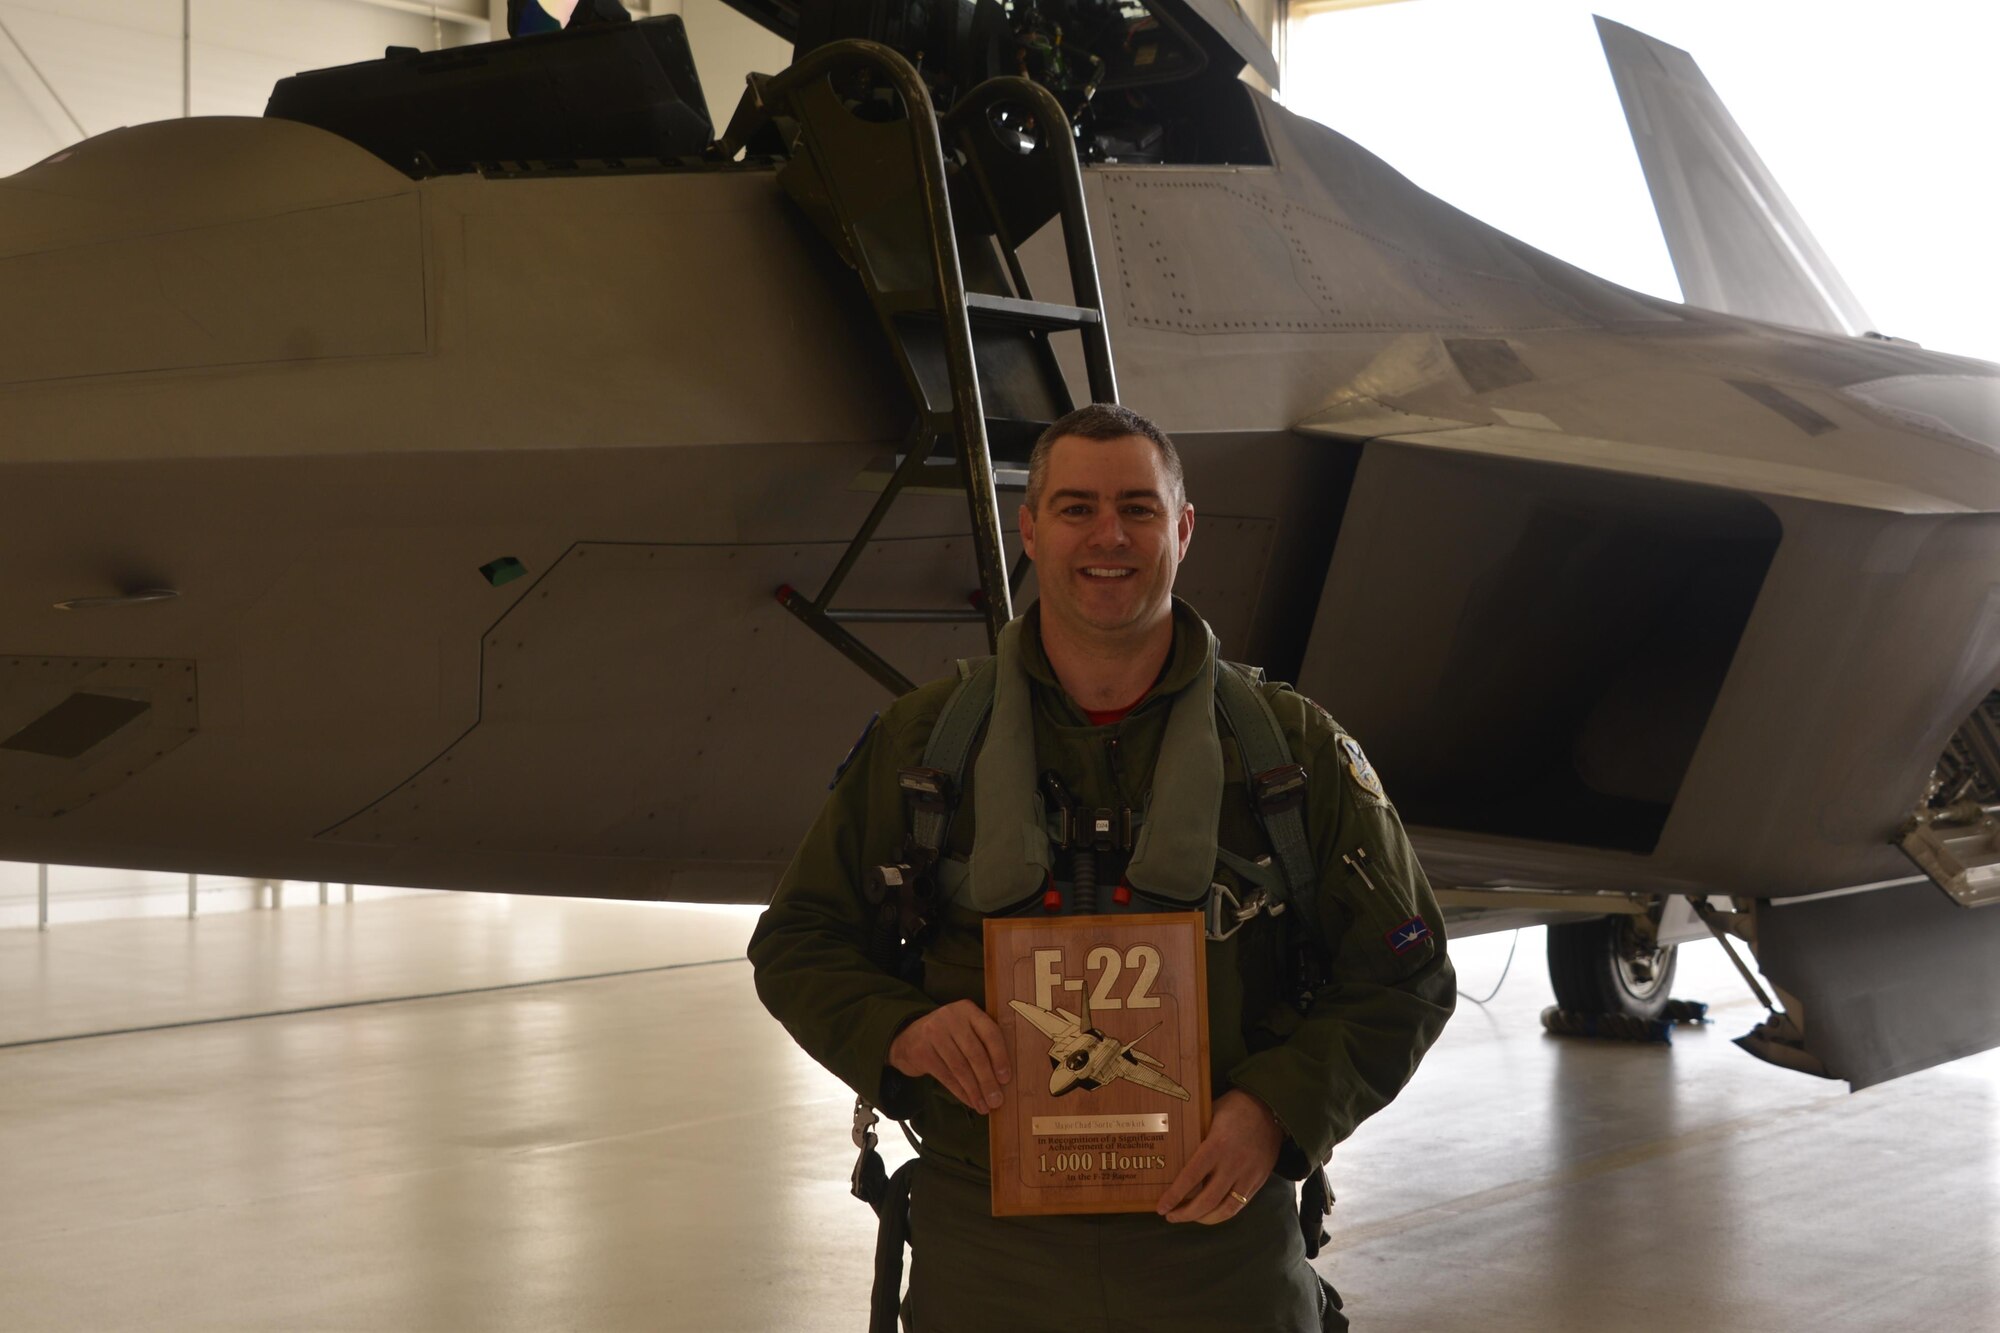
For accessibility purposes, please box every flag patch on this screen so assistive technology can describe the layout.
[828,712,878,789]
[1385,917,1432,955]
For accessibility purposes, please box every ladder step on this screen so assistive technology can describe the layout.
[856,415,1043,489]
[852,443,1031,495]
[981,416,1044,466]
[880,290,1100,331]
[965,292,1100,331]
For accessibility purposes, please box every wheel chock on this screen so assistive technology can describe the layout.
[1539,999,1710,1044]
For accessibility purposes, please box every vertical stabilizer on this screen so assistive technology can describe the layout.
[1595,15,1874,335]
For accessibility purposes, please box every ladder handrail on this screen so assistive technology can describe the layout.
[945,76,1117,404]
[723,40,1013,647]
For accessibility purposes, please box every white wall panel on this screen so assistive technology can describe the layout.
[676,0,790,124]
[0,0,179,35]
[0,30,68,166]
[194,0,456,67]
[1,2,180,142]
[0,0,481,176]
[190,0,477,116]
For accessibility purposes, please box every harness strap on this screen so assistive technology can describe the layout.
[1213,665,1323,948]
[867,1158,920,1333]
[1300,1165,1334,1259]
[911,656,997,858]
[859,662,992,1327]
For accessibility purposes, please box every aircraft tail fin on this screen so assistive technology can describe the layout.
[1595,15,1874,336]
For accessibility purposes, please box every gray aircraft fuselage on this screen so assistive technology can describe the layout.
[3,33,1998,1082]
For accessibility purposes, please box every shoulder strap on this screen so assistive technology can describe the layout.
[911,656,997,856]
[1213,664,1322,945]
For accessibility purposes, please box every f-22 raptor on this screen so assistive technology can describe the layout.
[1008,996,1191,1102]
[3,0,2000,1092]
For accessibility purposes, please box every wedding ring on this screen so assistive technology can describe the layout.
[1229,1189,1251,1206]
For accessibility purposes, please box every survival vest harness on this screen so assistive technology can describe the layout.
[881,650,1326,980]
[852,623,1337,1330]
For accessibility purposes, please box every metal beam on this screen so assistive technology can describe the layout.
[0,14,83,146]
[344,0,489,27]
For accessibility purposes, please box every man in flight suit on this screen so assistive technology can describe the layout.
[749,404,1455,1331]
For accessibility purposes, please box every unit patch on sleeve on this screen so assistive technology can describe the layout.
[1385,916,1432,955]
[1338,733,1388,805]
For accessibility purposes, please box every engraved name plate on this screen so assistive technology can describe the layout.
[985,913,1211,1216]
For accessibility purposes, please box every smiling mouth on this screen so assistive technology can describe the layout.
[1080,567,1136,579]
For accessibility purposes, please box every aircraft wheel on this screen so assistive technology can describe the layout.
[1546,915,1677,1019]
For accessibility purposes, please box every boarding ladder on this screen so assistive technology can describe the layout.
[717,41,1119,694]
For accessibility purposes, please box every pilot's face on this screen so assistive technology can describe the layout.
[1019,434,1194,639]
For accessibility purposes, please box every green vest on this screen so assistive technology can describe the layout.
[909,606,1325,973]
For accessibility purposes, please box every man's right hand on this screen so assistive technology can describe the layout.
[888,1001,1012,1114]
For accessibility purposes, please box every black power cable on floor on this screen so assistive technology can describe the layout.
[1462,929,1521,1007]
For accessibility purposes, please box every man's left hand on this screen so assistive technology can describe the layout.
[1154,1089,1284,1224]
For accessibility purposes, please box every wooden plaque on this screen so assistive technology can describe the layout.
[985,913,1211,1216]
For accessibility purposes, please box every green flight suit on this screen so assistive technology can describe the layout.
[749,600,1456,1331]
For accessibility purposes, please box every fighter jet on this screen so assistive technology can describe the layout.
[2,1,1996,1090]
[1007,997,1190,1101]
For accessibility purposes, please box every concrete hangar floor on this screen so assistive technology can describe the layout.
[0,890,1994,1332]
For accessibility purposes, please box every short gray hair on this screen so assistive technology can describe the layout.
[1024,403,1186,513]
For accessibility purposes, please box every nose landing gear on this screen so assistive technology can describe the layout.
[1547,912,1678,1021]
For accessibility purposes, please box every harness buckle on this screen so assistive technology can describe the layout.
[869,848,938,943]
[850,1097,889,1207]
[862,862,907,905]
[897,766,955,813]
[851,1096,880,1153]
[1253,764,1309,815]
[1206,880,1274,941]
[1087,808,1118,852]
[1039,771,1079,848]
[1252,854,1287,918]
